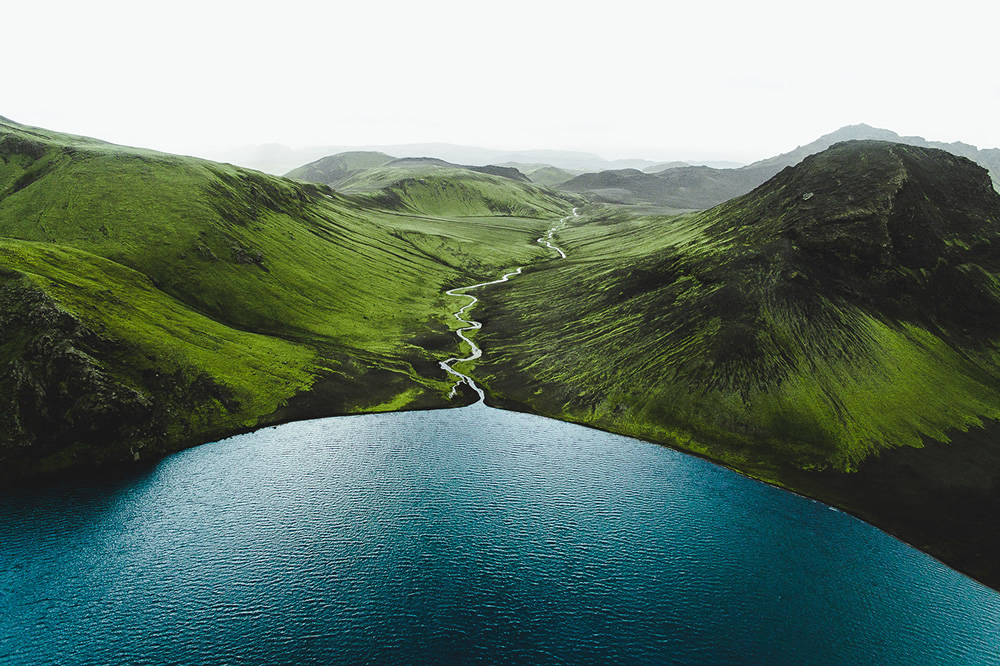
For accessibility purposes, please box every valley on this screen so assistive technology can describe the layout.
[0,116,572,480]
[3,116,1000,590]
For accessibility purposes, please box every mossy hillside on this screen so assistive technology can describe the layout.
[0,117,573,479]
[0,131,413,350]
[526,166,580,188]
[0,241,316,473]
[472,142,1000,477]
[0,118,569,350]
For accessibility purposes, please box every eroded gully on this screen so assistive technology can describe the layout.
[439,208,578,401]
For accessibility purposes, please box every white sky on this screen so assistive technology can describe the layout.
[4,0,999,163]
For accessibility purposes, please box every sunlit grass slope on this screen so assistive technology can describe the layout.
[0,117,572,479]
[473,142,1000,476]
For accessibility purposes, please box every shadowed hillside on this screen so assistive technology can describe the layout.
[470,141,1000,588]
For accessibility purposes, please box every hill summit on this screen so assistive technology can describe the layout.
[709,140,1000,334]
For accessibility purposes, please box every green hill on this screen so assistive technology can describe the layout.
[335,164,573,218]
[525,166,581,188]
[283,150,395,186]
[0,117,573,480]
[469,141,1000,587]
[288,152,534,191]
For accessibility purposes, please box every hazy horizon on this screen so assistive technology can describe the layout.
[5,1,998,165]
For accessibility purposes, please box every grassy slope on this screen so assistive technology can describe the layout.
[474,208,1000,474]
[336,164,574,217]
[0,118,572,479]
[470,142,1000,587]
[526,166,580,188]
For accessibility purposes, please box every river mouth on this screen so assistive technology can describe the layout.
[438,266,525,400]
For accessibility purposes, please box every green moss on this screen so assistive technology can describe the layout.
[472,158,1000,476]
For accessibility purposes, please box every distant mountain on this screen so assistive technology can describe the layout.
[643,161,690,173]
[208,144,341,176]
[524,166,582,188]
[561,124,1000,208]
[286,153,531,187]
[284,151,394,187]
[217,141,736,177]
[560,166,774,209]
[383,157,530,183]
[690,160,746,169]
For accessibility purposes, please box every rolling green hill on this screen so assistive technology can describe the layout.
[282,150,395,187]
[524,166,581,188]
[469,141,1000,587]
[288,152,534,190]
[333,164,574,218]
[0,117,573,480]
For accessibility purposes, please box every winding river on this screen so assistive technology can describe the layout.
[439,209,575,400]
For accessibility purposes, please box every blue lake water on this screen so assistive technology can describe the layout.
[2,404,999,664]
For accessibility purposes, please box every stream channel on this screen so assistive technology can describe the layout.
[439,208,575,400]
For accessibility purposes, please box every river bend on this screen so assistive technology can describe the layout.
[439,208,575,400]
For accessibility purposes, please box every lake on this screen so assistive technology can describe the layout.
[2,404,998,664]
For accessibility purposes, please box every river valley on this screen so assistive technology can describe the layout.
[2,210,1000,663]
[439,209,575,401]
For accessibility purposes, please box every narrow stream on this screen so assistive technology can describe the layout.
[438,208,576,400]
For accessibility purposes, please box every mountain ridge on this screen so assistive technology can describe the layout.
[286,152,534,188]
[560,124,1000,209]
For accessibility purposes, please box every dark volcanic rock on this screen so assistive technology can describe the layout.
[0,274,155,467]
[712,141,1000,334]
[471,138,1000,589]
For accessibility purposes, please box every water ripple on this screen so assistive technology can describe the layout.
[1,404,998,664]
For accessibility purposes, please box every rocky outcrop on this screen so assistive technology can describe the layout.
[0,274,156,470]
